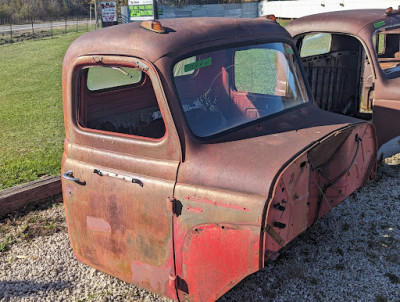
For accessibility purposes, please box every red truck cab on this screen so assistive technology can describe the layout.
[62,18,376,301]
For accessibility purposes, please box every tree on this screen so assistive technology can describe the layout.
[20,0,43,32]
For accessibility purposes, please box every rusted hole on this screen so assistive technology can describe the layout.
[282,187,285,192]
[300,161,306,168]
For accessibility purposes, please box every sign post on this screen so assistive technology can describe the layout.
[128,0,158,21]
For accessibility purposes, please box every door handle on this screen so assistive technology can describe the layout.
[93,168,143,187]
[62,171,86,185]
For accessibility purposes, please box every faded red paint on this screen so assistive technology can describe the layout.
[186,205,203,213]
[62,17,378,302]
[184,195,250,212]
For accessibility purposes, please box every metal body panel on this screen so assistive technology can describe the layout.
[265,123,376,254]
[62,54,181,299]
[62,17,378,302]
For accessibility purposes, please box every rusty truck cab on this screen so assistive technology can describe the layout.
[286,9,400,160]
[62,18,377,302]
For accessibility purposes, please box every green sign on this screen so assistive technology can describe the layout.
[285,47,294,55]
[130,4,154,17]
[184,58,212,72]
[128,0,156,20]
[374,20,386,28]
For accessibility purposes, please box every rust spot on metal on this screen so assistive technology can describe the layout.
[265,224,285,247]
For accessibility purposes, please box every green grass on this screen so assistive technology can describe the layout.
[0,31,89,189]
[278,18,292,27]
[0,20,293,190]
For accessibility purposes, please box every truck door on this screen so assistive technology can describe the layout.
[61,56,181,300]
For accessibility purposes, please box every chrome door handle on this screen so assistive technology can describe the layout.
[62,171,86,185]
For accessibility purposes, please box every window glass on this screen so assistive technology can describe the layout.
[173,56,196,77]
[79,66,165,139]
[300,33,332,57]
[173,43,309,138]
[87,66,142,91]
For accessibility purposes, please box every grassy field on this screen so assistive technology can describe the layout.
[0,32,86,189]
[0,19,295,190]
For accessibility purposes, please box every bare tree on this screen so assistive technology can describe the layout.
[20,0,43,32]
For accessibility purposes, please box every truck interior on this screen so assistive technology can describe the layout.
[295,32,374,119]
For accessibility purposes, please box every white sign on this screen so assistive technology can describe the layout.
[101,1,117,23]
[128,0,155,21]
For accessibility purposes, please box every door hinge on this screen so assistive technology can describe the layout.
[169,274,189,294]
[167,197,182,216]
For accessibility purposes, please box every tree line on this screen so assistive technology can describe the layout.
[0,0,91,22]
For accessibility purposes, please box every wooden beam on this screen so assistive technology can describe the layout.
[0,176,61,218]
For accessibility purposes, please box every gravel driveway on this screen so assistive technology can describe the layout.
[1,155,399,302]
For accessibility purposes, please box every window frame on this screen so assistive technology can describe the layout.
[75,63,167,142]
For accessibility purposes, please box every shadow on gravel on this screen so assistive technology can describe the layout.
[0,280,70,298]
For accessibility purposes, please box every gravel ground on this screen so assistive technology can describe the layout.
[0,154,399,302]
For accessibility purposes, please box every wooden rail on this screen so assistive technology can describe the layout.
[0,175,61,218]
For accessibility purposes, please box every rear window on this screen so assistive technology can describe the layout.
[300,33,332,58]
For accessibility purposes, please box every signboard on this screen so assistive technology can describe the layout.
[128,0,157,21]
[101,1,117,23]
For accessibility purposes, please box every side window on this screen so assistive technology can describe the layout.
[78,66,165,139]
[87,66,142,91]
[300,33,332,57]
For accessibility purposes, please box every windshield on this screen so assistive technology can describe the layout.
[173,43,310,137]
[373,27,400,74]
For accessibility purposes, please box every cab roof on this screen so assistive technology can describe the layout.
[286,9,400,37]
[64,17,290,64]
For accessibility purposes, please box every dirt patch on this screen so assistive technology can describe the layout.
[23,216,66,240]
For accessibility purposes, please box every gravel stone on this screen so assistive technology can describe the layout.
[1,154,400,301]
